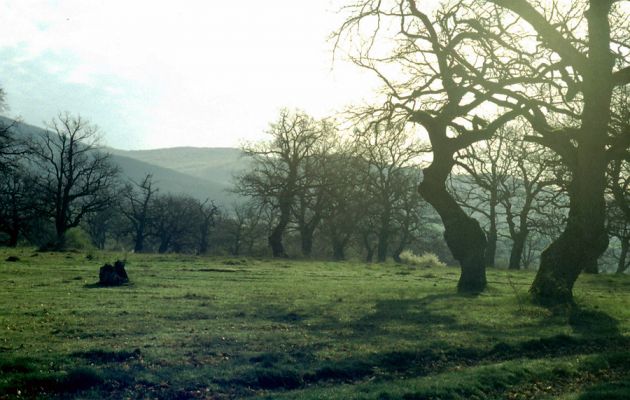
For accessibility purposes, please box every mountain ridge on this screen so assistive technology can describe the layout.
[1,116,246,205]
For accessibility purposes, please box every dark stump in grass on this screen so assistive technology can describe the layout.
[5,256,20,262]
[99,260,129,286]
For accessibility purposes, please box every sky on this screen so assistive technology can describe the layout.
[0,0,381,150]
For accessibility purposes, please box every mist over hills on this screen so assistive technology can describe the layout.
[1,117,247,205]
[108,146,248,187]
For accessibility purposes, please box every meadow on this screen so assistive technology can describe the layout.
[0,248,629,399]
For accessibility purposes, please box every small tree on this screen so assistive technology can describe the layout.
[150,193,200,253]
[227,201,270,256]
[28,113,119,249]
[120,174,158,253]
[320,149,369,260]
[196,199,219,254]
[352,122,426,262]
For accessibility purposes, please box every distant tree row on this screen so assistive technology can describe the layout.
[1,103,626,275]
[0,110,223,254]
[231,108,630,272]
[232,109,448,262]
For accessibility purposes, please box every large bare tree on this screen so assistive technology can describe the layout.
[234,109,331,257]
[475,0,630,303]
[337,0,521,292]
[29,113,119,249]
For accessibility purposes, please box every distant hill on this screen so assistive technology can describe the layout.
[0,117,246,205]
[108,146,249,187]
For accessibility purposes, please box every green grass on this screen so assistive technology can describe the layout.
[0,248,629,399]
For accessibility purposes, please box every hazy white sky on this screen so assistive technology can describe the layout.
[0,0,381,149]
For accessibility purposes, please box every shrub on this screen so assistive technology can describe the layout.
[64,228,95,251]
[399,250,446,268]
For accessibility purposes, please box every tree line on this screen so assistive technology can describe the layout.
[0,111,225,254]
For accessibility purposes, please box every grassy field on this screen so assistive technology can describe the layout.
[0,248,629,399]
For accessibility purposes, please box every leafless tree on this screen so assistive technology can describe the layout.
[352,122,426,262]
[196,199,219,254]
[120,174,158,253]
[450,133,512,268]
[320,149,370,260]
[336,0,521,291]
[28,113,119,249]
[234,109,331,257]
[225,201,269,256]
[150,193,199,253]
[338,0,630,302]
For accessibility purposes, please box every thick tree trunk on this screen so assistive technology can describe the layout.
[583,259,599,274]
[332,237,346,261]
[134,235,144,253]
[531,2,614,304]
[616,238,629,274]
[269,198,291,258]
[531,2,612,304]
[8,228,19,247]
[508,231,527,270]
[366,247,374,263]
[133,219,146,252]
[420,162,487,293]
[300,226,315,257]
[485,227,497,268]
[376,229,389,263]
[268,226,286,258]
[55,226,66,251]
[158,238,169,254]
[530,137,609,304]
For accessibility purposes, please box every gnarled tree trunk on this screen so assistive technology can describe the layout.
[508,231,527,270]
[420,160,487,293]
[530,1,612,305]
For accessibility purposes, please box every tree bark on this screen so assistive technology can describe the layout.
[268,225,286,258]
[530,142,609,304]
[269,196,291,258]
[299,224,316,257]
[419,161,487,293]
[376,229,389,263]
[133,225,145,253]
[508,231,527,270]
[332,241,345,261]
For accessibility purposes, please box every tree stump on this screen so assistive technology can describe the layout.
[99,260,129,286]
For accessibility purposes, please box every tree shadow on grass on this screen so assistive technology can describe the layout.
[236,292,630,393]
[568,306,620,338]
